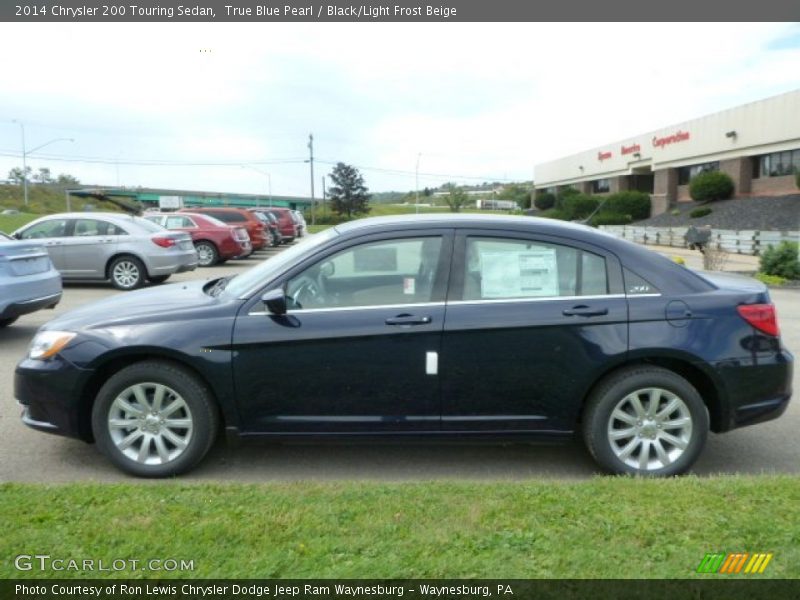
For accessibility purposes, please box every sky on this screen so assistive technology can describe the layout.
[0,22,799,198]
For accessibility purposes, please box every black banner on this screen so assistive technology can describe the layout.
[4,579,800,600]
[2,0,799,22]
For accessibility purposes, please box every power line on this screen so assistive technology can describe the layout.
[0,150,307,167]
[315,159,516,183]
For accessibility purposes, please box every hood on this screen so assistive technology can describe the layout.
[43,279,231,332]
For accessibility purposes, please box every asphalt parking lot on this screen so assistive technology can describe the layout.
[0,244,797,482]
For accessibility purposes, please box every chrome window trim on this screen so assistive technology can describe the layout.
[248,301,445,317]
[625,293,662,298]
[447,293,626,307]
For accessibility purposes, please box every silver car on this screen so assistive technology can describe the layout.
[0,232,62,327]
[12,212,198,290]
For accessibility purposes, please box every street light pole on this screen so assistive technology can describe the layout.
[415,153,421,214]
[12,120,74,207]
[308,133,315,226]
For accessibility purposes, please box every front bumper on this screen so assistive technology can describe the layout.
[15,355,94,441]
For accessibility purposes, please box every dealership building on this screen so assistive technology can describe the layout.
[534,89,800,216]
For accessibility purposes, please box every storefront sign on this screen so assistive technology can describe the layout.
[652,130,691,148]
[597,151,612,161]
[621,143,641,155]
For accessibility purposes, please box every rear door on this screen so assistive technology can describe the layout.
[440,229,628,433]
[61,218,121,278]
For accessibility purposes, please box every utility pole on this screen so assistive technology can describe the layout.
[13,120,28,206]
[415,153,421,214]
[321,175,326,220]
[308,133,316,226]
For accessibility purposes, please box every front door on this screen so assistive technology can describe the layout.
[440,231,629,433]
[231,231,453,433]
[16,217,70,271]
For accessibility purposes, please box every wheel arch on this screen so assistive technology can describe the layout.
[580,354,727,433]
[77,349,228,442]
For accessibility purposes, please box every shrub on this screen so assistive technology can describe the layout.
[756,272,787,286]
[559,193,599,220]
[589,212,633,226]
[760,242,800,280]
[689,171,734,202]
[534,192,556,210]
[670,208,681,216]
[538,208,571,221]
[795,168,800,190]
[602,191,651,220]
[689,207,712,218]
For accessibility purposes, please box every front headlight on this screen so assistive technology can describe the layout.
[28,331,76,360]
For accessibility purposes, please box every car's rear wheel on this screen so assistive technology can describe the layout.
[582,366,708,476]
[0,317,18,328]
[194,241,219,267]
[92,361,218,477]
[108,255,145,290]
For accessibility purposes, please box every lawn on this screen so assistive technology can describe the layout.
[2,477,798,579]
[0,213,38,234]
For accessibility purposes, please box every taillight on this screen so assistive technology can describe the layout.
[737,303,780,337]
[151,236,176,248]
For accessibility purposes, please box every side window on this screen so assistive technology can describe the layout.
[463,237,608,301]
[19,219,70,239]
[166,216,194,229]
[624,268,660,295]
[73,219,103,236]
[286,237,443,309]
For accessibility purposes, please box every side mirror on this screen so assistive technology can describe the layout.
[13,232,21,240]
[261,288,287,315]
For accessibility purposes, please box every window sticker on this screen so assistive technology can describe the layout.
[404,277,416,295]
[480,248,558,298]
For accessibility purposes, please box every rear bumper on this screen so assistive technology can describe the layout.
[147,250,198,275]
[0,271,62,319]
[713,348,793,432]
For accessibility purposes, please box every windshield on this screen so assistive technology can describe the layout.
[222,228,339,298]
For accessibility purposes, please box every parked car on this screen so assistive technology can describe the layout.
[144,212,251,267]
[249,210,281,247]
[181,207,268,250]
[15,215,793,477]
[291,210,306,237]
[0,232,62,327]
[259,207,297,243]
[12,212,197,290]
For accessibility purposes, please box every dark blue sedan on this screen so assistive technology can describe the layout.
[15,215,793,477]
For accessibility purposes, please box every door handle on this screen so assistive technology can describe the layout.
[385,314,432,326]
[562,305,608,317]
[46,241,62,246]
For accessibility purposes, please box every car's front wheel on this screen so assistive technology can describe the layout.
[582,366,709,476]
[92,361,218,477]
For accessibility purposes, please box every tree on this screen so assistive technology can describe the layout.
[328,162,371,219]
[689,171,734,203]
[56,173,80,185]
[8,166,32,185]
[33,167,53,184]
[444,184,470,213]
[498,183,532,209]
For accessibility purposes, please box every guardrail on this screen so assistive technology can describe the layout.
[599,226,799,255]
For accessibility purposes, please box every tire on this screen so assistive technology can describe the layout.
[194,241,219,267]
[108,255,145,291]
[0,317,18,328]
[149,275,170,284]
[582,366,709,476]
[91,361,218,478]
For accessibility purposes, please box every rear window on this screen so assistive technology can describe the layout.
[208,211,246,223]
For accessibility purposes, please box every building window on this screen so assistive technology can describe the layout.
[592,178,610,193]
[755,149,800,178]
[677,161,719,185]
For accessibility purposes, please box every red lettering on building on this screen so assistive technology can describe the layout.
[652,130,691,148]
[598,151,612,161]
[621,143,641,155]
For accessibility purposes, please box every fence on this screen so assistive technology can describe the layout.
[599,226,799,256]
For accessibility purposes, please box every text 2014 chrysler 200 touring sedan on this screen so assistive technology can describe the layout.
[15,215,793,477]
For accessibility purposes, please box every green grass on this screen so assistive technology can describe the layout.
[0,213,38,234]
[2,477,799,579]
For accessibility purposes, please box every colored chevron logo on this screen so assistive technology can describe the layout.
[696,552,773,574]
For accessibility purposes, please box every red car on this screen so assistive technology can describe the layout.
[182,207,268,250]
[145,212,252,267]
[253,207,297,243]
